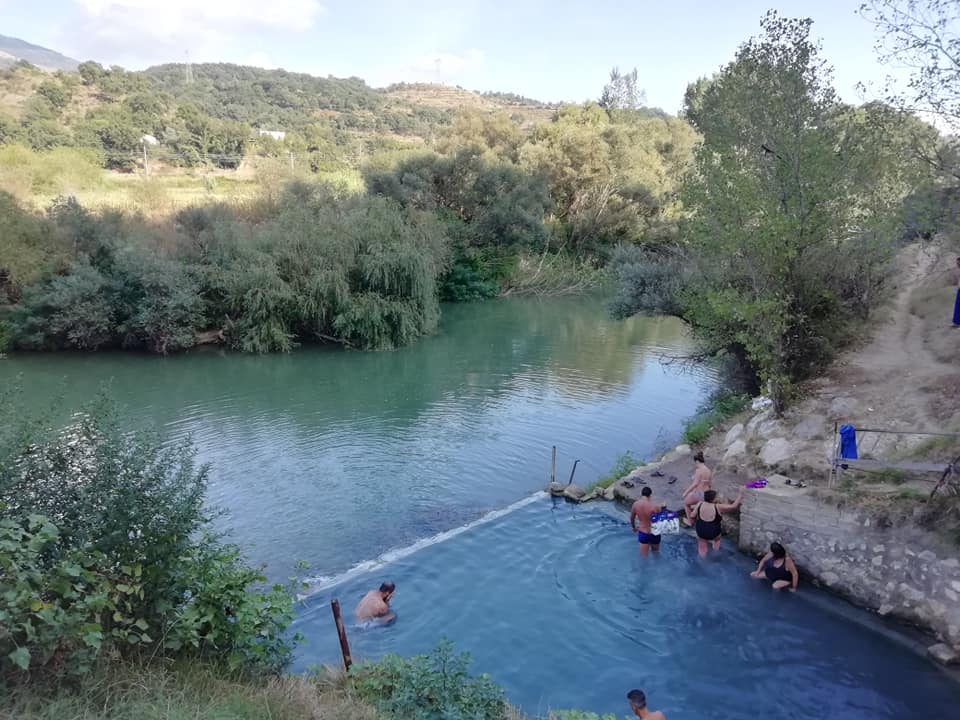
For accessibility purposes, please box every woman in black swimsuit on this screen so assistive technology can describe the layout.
[750,541,799,591]
[692,488,743,557]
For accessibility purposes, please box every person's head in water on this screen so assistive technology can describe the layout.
[693,451,705,464]
[641,486,652,498]
[379,581,396,600]
[627,689,647,716]
[770,542,786,559]
[703,489,718,503]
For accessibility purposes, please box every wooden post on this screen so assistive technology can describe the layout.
[550,446,557,484]
[331,599,352,670]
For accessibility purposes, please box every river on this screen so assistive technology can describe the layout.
[0,297,714,579]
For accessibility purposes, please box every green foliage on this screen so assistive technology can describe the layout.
[352,639,507,720]
[682,389,750,446]
[35,80,71,111]
[615,12,936,409]
[587,452,642,491]
[551,712,619,720]
[0,516,119,678]
[0,390,301,680]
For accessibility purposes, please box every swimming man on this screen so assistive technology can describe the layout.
[627,689,666,720]
[355,581,396,623]
[630,486,661,556]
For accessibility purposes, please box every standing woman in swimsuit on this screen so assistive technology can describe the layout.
[692,488,743,557]
[750,541,799,591]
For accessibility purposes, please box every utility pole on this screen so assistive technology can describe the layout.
[142,141,149,176]
[288,151,295,172]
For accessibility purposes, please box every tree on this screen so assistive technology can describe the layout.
[36,80,71,111]
[78,60,106,86]
[615,12,930,408]
[599,67,646,112]
[860,0,960,131]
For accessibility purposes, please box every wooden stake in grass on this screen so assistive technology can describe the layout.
[331,599,353,671]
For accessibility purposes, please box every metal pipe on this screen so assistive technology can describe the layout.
[852,428,960,437]
[550,446,557,484]
[331,599,352,671]
[567,459,580,486]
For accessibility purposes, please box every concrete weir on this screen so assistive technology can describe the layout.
[739,482,960,663]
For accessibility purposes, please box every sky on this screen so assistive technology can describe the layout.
[1,0,895,112]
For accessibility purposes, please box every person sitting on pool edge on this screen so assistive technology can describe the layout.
[355,581,396,623]
[627,688,665,720]
[630,486,661,556]
[750,541,799,591]
[692,488,743,557]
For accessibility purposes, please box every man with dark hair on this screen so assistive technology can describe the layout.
[355,581,397,623]
[630,486,661,556]
[627,689,665,720]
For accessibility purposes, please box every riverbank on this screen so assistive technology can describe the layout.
[583,241,960,665]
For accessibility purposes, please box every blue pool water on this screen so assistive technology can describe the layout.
[292,497,960,719]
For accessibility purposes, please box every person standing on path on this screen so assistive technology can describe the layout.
[952,256,960,327]
[627,689,666,720]
[682,451,712,525]
[630,486,661,556]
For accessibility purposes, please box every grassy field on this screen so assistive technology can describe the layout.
[0,661,378,720]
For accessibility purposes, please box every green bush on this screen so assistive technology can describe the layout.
[0,516,147,678]
[587,451,642,491]
[682,417,714,446]
[682,390,749,446]
[0,390,301,680]
[352,639,507,720]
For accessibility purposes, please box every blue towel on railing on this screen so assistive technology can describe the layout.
[953,288,960,325]
[839,424,858,459]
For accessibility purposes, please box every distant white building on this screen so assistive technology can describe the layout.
[258,129,286,141]
[141,134,159,146]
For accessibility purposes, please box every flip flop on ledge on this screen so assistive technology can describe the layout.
[651,470,665,477]
[668,476,678,484]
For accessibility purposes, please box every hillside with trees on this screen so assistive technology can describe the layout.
[0,5,955,377]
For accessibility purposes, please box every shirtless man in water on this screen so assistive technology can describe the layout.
[627,689,666,720]
[682,451,712,525]
[354,581,396,623]
[630,487,661,556]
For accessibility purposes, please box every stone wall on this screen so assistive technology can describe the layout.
[739,483,960,655]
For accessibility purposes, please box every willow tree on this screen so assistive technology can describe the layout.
[616,12,933,408]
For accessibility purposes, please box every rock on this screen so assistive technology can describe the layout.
[767,473,791,485]
[674,444,691,456]
[746,409,773,436]
[723,439,747,461]
[563,484,586,501]
[927,643,960,666]
[757,419,785,439]
[759,438,794,467]
[724,423,745,446]
[821,571,840,586]
[950,580,960,593]
[918,550,937,563]
[793,415,825,440]
[548,482,565,496]
[828,397,859,421]
[878,603,894,616]
[602,484,617,501]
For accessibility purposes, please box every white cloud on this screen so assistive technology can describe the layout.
[61,0,324,67]
[372,49,485,87]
